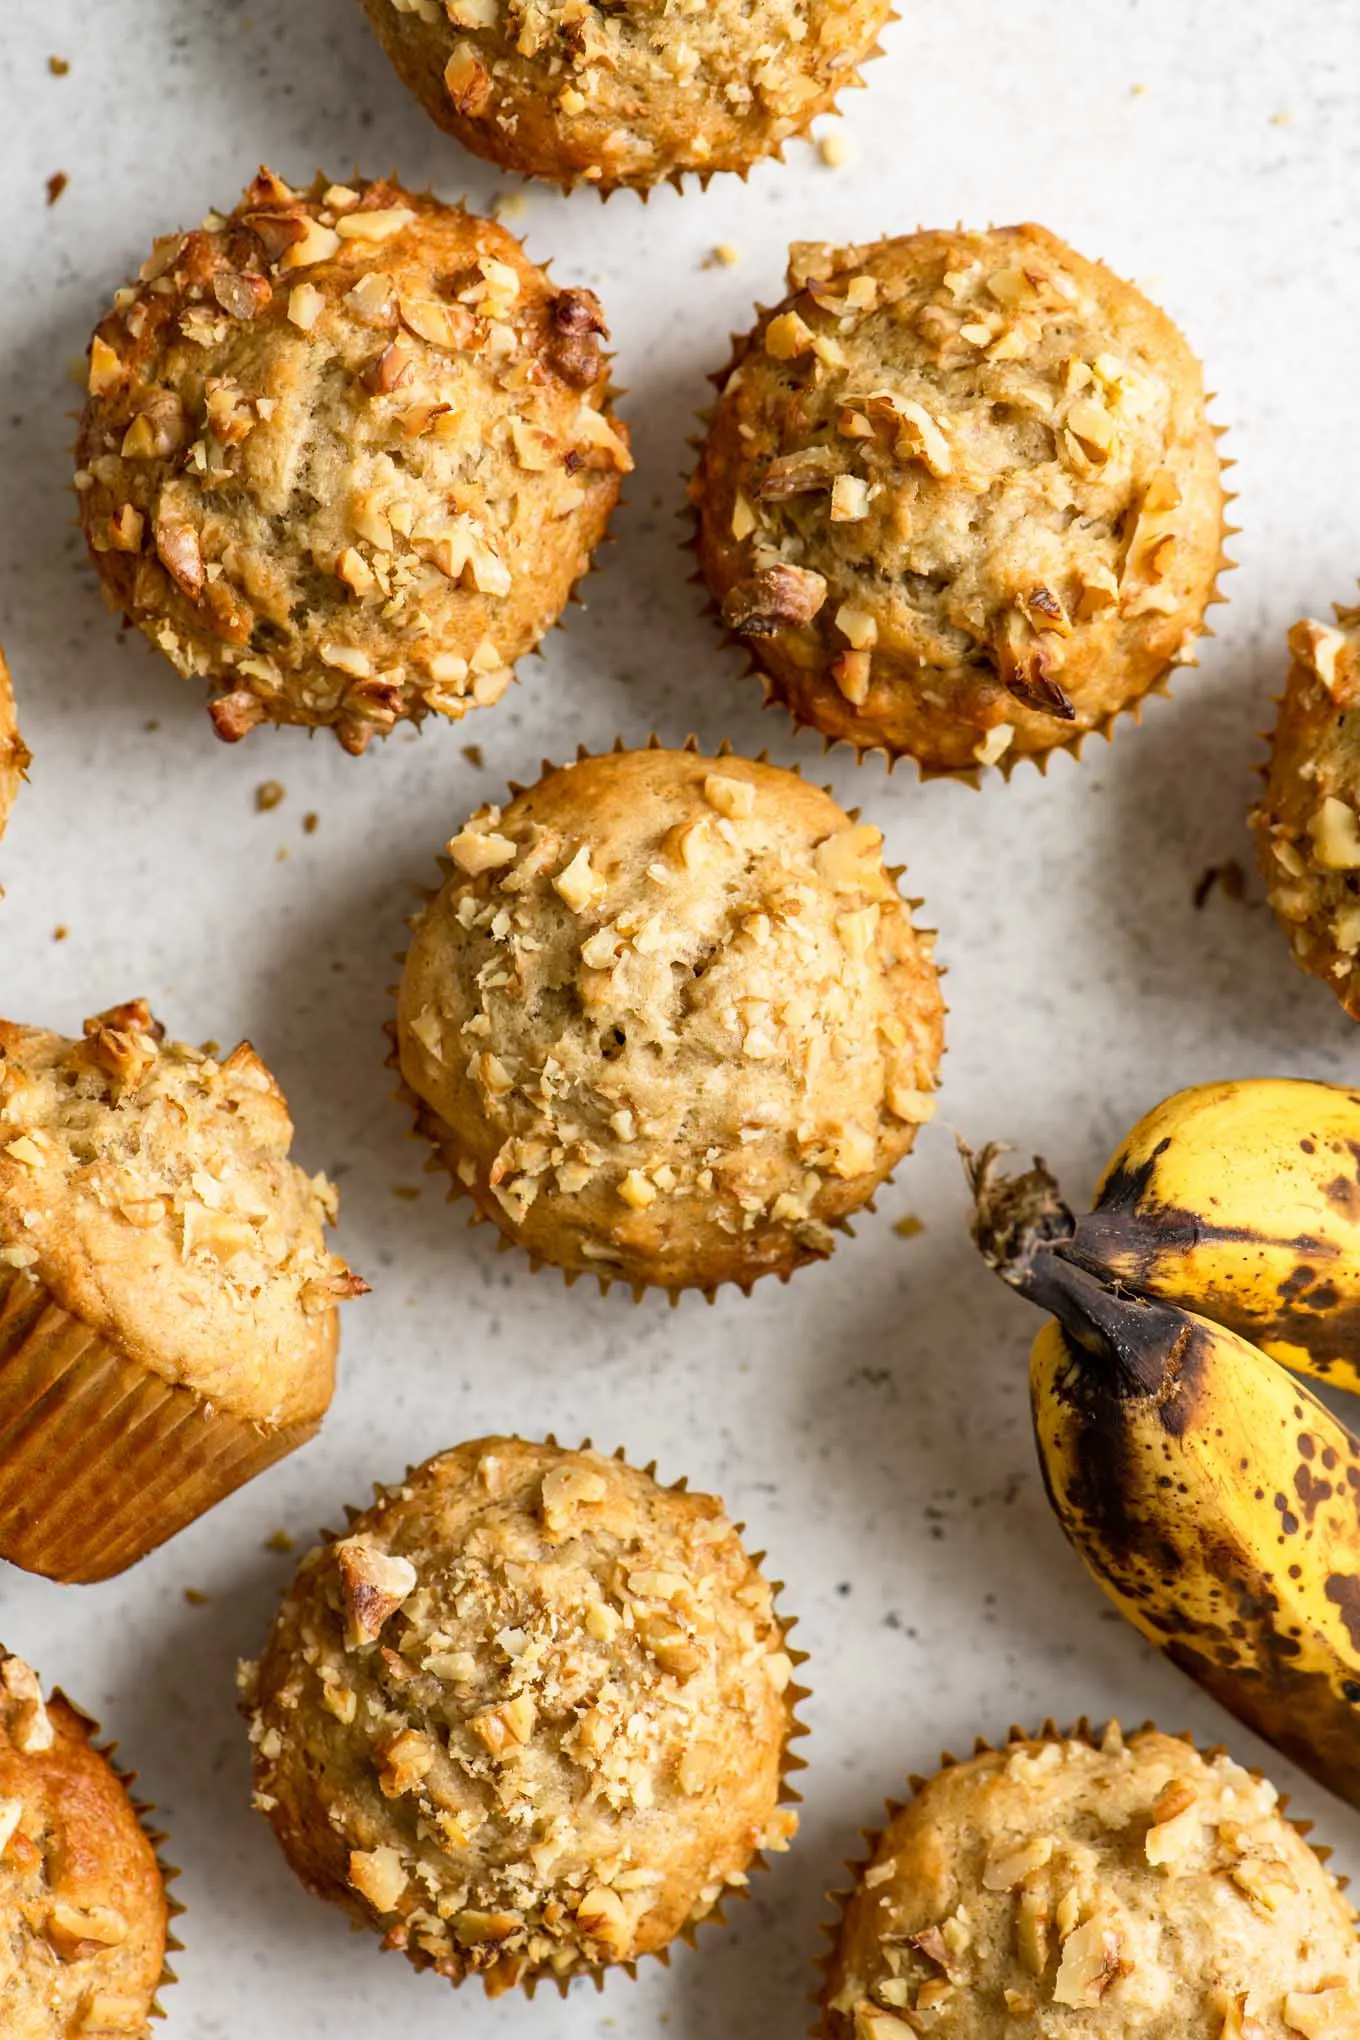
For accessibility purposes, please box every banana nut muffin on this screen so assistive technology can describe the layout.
[1,1648,169,2039]
[75,169,630,754]
[358,0,893,194]
[0,1001,365,1582]
[0,645,29,843]
[242,1437,800,1993]
[1254,602,1360,1018]
[693,225,1227,777]
[822,1725,1360,2040]
[395,745,945,1293]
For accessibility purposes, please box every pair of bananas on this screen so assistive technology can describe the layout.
[967,1078,1360,1809]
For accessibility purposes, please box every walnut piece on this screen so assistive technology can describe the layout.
[335,1538,418,1648]
[721,563,828,635]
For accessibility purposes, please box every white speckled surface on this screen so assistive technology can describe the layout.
[3,2,1360,2033]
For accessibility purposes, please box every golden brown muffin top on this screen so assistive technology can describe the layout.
[0,646,29,843]
[360,0,892,192]
[0,1002,364,1425]
[76,170,630,753]
[0,1649,168,2040]
[1254,604,1360,1017]
[397,746,944,1292]
[242,1438,798,1993]
[823,1727,1360,2040]
[694,225,1225,775]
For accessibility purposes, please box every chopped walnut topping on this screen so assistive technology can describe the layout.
[982,1834,1053,1889]
[1,1655,54,1752]
[78,1997,153,2035]
[287,283,325,331]
[831,474,872,523]
[1219,1993,1270,2040]
[87,335,124,395]
[547,288,609,388]
[469,1694,536,1754]
[575,1886,629,1955]
[0,1797,23,1857]
[852,2004,914,2040]
[80,1000,165,1094]
[1308,796,1360,871]
[541,1463,607,1530]
[814,822,883,891]
[703,773,755,820]
[1052,1916,1125,2008]
[154,515,205,599]
[765,310,816,360]
[335,1538,418,1648]
[553,845,605,912]
[47,1904,130,1962]
[337,207,415,243]
[1291,617,1360,706]
[722,563,828,635]
[1283,1986,1360,2036]
[1145,1778,1202,1868]
[349,1845,408,1913]
[449,827,517,874]
[445,43,493,112]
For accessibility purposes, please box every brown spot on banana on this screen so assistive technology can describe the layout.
[1325,1574,1360,1653]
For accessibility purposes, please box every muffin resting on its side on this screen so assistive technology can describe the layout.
[821,1726,1360,2039]
[1,1648,169,2040]
[0,1002,365,1582]
[395,745,945,1293]
[1254,604,1360,1018]
[76,169,630,754]
[693,225,1226,776]
[242,1437,800,1994]
[0,646,29,843]
[358,0,893,194]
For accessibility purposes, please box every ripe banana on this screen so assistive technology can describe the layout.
[968,1141,1360,1810]
[1044,1077,1360,1394]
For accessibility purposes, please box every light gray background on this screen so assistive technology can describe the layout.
[3,2,1360,2033]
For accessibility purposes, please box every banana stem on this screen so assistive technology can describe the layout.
[961,1137,1187,1396]
[962,1139,1076,1285]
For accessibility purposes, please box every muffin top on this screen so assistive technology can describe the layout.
[823,1727,1360,2039]
[360,0,892,193]
[1,1649,168,2040]
[397,746,944,1291]
[694,225,1225,775]
[0,646,28,842]
[76,169,630,753]
[1255,607,1360,1016]
[243,1437,798,1992]
[0,1002,363,1425]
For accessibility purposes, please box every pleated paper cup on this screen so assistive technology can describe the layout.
[0,1262,324,1584]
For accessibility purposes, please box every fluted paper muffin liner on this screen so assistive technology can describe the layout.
[0,1263,321,1584]
[812,1717,1352,2036]
[387,733,944,1302]
[92,1707,186,2026]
